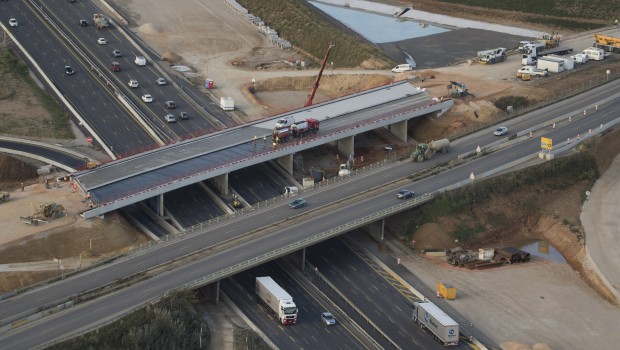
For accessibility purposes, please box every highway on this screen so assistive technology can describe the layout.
[0,138,91,171]
[0,78,618,348]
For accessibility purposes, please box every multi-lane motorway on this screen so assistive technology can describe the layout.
[0,76,618,348]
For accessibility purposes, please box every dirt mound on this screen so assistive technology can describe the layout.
[501,341,552,350]
[137,22,159,35]
[161,51,182,63]
[411,223,456,250]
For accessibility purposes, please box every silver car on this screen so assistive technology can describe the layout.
[321,312,336,326]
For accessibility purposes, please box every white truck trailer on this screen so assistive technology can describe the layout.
[256,276,298,325]
[413,301,459,346]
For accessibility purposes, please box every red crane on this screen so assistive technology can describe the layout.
[305,44,335,107]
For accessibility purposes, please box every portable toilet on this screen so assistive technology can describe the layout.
[205,79,214,89]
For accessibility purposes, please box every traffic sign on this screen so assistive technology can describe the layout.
[541,137,552,150]
[86,136,93,143]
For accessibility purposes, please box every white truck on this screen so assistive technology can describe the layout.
[521,43,573,65]
[220,97,234,111]
[517,65,548,78]
[134,56,146,66]
[413,301,459,346]
[275,115,295,129]
[256,276,298,325]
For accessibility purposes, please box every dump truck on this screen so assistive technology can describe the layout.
[593,34,620,53]
[93,13,109,29]
[256,276,298,325]
[0,192,10,203]
[477,47,507,64]
[410,138,451,162]
[412,301,459,346]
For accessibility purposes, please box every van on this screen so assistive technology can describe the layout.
[391,64,414,73]
[284,186,299,196]
[275,115,295,129]
[134,56,146,66]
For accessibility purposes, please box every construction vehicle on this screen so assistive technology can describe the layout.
[338,163,351,176]
[0,192,10,203]
[521,43,573,65]
[272,127,292,142]
[540,33,561,48]
[437,282,456,300]
[93,14,109,29]
[410,138,451,162]
[290,118,319,137]
[305,44,335,107]
[448,81,468,98]
[412,301,459,346]
[232,198,243,209]
[593,34,620,53]
[477,47,507,64]
[20,202,66,225]
[256,276,298,325]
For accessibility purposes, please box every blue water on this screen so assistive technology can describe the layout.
[309,2,451,44]
[519,241,566,263]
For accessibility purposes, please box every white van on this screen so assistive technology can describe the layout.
[284,186,299,196]
[275,115,295,129]
[134,56,146,66]
[391,64,414,73]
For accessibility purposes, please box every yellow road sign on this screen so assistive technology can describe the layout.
[541,137,552,150]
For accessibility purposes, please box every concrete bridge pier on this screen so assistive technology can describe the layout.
[389,120,408,142]
[337,135,354,158]
[275,154,293,175]
[362,218,385,242]
[158,193,164,216]
[201,280,221,303]
[284,248,306,271]
[213,173,229,194]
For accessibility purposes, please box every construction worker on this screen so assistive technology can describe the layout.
[615,19,618,27]
[21,182,24,192]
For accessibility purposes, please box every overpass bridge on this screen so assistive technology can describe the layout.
[75,80,452,218]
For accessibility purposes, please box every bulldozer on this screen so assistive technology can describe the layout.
[0,192,9,204]
[20,202,66,225]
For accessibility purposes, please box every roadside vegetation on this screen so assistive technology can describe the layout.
[236,0,393,68]
[48,290,209,350]
[407,152,598,243]
[433,0,611,30]
[0,46,72,139]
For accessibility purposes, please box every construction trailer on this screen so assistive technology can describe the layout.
[537,56,571,73]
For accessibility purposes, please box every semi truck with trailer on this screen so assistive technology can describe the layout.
[256,276,298,325]
[521,43,573,65]
[412,301,459,346]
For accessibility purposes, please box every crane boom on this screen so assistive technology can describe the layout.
[305,44,335,107]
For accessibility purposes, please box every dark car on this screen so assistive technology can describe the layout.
[397,189,415,199]
[289,198,306,209]
[79,20,88,26]
[110,62,121,72]
[64,65,75,75]
[178,112,189,120]
[165,100,176,109]
[112,49,122,57]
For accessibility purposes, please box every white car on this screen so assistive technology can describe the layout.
[9,18,18,27]
[156,77,167,86]
[97,38,107,45]
[494,126,508,136]
[141,94,153,103]
[128,79,139,88]
[164,114,176,123]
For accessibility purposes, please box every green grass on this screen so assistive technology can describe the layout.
[236,0,393,68]
[0,46,72,139]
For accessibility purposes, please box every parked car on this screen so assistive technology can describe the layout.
[9,18,18,27]
[178,112,189,120]
[494,126,508,136]
[165,100,176,109]
[397,189,415,199]
[128,79,139,88]
[64,66,75,75]
[289,198,306,209]
[110,62,121,72]
[79,20,88,26]
[164,114,176,123]
[112,49,122,57]
[97,38,107,45]
[156,77,167,86]
[321,312,336,326]
[141,94,153,103]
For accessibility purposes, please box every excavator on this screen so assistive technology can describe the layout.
[305,44,335,107]
[448,81,469,98]
[594,34,620,53]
